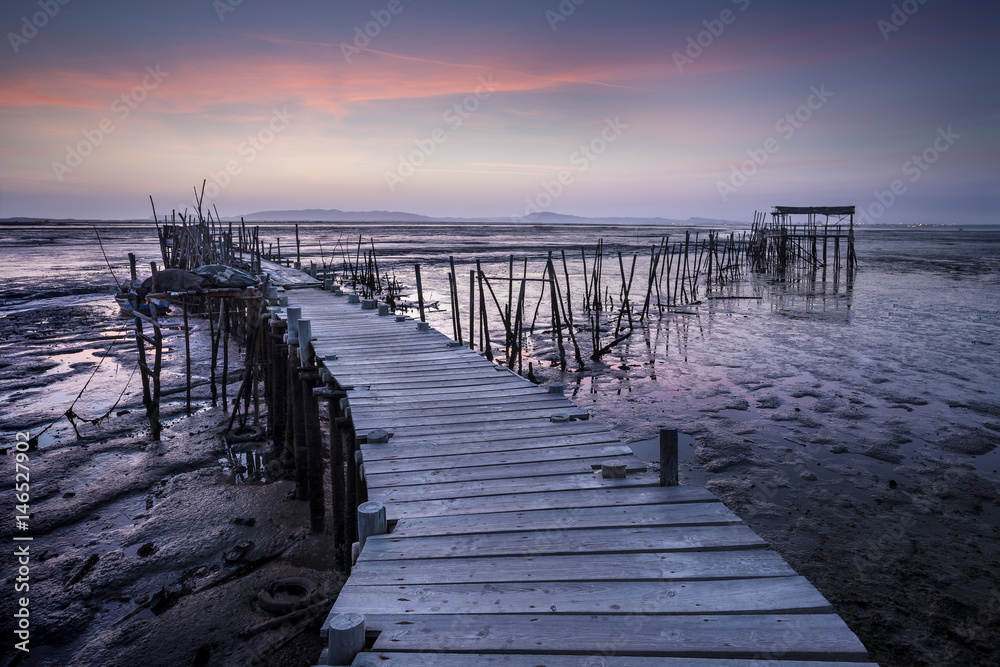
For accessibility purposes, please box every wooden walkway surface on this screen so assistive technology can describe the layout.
[280,286,877,666]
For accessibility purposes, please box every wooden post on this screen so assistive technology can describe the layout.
[327,613,365,666]
[414,263,426,322]
[659,427,679,486]
[469,269,475,350]
[221,298,228,412]
[339,417,359,545]
[294,223,301,268]
[183,298,192,415]
[327,391,349,572]
[286,308,308,500]
[301,363,324,533]
[357,500,387,552]
[128,253,137,282]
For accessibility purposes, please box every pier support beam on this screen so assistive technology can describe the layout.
[660,427,679,486]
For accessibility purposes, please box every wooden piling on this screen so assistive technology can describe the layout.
[301,362,325,533]
[327,391,349,572]
[659,427,679,486]
[414,263,426,322]
[327,613,364,666]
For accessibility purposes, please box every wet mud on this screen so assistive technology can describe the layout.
[0,304,343,667]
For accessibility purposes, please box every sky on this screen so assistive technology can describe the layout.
[0,0,997,223]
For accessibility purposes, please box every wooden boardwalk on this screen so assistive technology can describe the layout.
[279,285,876,666]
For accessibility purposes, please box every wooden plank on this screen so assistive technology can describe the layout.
[347,384,551,401]
[382,485,719,520]
[349,376,533,392]
[333,576,832,616]
[332,367,509,384]
[364,443,635,474]
[367,613,871,660]
[368,470,658,504]
[362,418,605,441]
[359,421,609,448]
[352,653,879,667]
[389,501,738,538]
[358,525,766,560]
[367,455,646,488]
[353,406,589,432]
[348,394,569,413]
[346,549,798,585]
[361,432,625,462]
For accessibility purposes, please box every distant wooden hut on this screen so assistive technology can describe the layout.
[749,205,856,273]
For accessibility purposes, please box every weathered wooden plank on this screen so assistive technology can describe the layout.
[367,613,871,660]
[364,443,634,474]
[349,376,533,392]
[367,455,646,488]
[348,394,569,414]
[360,421,610,449]
[334,367,515,386]
[347,384,550,401]
[359,525,766,561]
[381,485,718,520]
[351,400,580,424]
[363,418,606,441]
[361,432,625,463]
[351,653,880,667]
[389,501,737,537]
[368,470,658,504]
[352,405,589,432]
[346,549,798,585]
[333,576,832,616]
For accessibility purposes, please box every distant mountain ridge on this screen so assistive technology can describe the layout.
[230,208,743,226]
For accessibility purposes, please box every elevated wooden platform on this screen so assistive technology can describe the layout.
[280,286,876,666]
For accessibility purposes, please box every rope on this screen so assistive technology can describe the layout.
[31,321,133,442]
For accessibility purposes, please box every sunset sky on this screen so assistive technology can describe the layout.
[1,0,997,223]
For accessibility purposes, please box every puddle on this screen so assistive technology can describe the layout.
[219,447,274,484]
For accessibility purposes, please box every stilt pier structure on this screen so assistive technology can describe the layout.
[255,262,878,666]
[749,206,856,275]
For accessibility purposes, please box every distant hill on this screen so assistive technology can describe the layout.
[236,208,435,223]
[229,209,744,226]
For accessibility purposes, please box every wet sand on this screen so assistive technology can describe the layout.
[0,307,342,667]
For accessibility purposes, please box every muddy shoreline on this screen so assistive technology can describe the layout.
[0,307,342,667]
